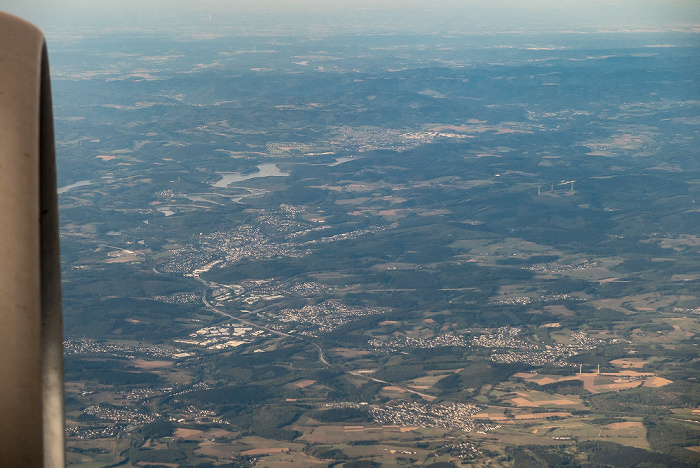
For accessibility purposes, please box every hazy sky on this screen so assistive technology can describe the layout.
[3,0,700,35]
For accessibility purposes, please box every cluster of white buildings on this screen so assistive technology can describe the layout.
[174,323,265,350]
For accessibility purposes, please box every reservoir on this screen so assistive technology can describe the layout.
[58,180,91,194]
[213,164,289,188]
[328,157,354,166]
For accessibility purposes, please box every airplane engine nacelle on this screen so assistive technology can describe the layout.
[0,11,64,468]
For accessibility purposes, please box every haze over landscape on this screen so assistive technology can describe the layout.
[3,1,700,466]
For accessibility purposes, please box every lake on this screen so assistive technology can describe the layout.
[212,164,289,188]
